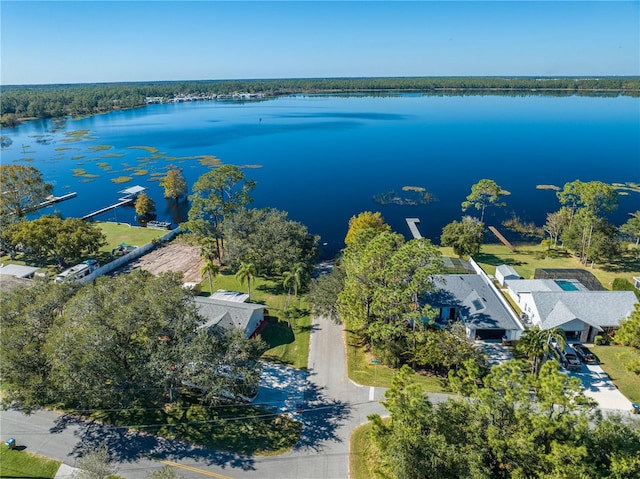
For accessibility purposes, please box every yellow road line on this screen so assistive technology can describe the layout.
[147,456,234,479]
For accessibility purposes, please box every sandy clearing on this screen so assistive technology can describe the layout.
[128,239,204,283]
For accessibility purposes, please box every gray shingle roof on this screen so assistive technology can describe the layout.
[532,291,638,329]
[194,296,264,333]
[426,275,521,331]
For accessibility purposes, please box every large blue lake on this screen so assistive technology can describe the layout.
[2,94,639,258]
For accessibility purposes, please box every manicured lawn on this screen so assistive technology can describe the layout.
[442,242,640,290]
[346,329,447,393]
[590,345,640,404]
[0,443,60,479]
[203,269,311,369]
[92,397,301,456]
[96,221,167,252]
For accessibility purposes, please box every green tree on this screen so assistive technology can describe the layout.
[440,216,485,256]
[74,447,117,479]
[516,325,567,375]
[186,165,256,261]
[0,278,77,411]
[620,211,640,246]
[308,267,344,323]
[235,262,257,300]
[282,263,304,310]
[616,303,640,350]
[200,258,219,295]
[135,191,156,218]
[223,208,319,277]
[160,167,188,201]
[561,210,620,265]
[461,179,506,222]
[4,215,106,266]
[0,164,53,219]
[344,211,391,245]
[544,207,572,247]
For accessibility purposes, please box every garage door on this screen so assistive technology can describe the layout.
[476,329,506,340]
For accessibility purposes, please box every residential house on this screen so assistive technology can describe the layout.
[424,273,524,341]
[193,294,267,339]
[504,276,638,342]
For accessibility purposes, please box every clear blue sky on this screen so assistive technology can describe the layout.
[2,1,638,85]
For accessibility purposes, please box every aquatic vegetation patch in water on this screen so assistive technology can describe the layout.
[240,164,263,169]
[112,176,133,184]
[198,156,223,166]
[133,169,148,176]
[71,155,85,160]
[55,147,73,151]
[71,169,100,179]
[129,146,159,154]
[536,184,561,191]
[613,182,640,194]
[374,185,435,206]
[101,153,125,158]
[89,145,113,152]
[21,157,35,162]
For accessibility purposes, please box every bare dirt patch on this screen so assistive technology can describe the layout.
[129,239,204,283]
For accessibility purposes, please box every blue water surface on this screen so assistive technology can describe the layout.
[1,93,639,258]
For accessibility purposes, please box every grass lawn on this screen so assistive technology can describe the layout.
[457,242,640,290]
[204,268,311,369]
[0,443,61,479]
[346,329,447,393]
[350,421,381,479]
[93,397,301,456]
[590,345,640,404]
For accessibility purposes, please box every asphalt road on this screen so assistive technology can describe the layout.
[0,317,405,479]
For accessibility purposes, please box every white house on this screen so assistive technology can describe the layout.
[504,277,638,342]
[495,264,521,286]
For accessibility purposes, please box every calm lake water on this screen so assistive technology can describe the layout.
[2,94,639,258]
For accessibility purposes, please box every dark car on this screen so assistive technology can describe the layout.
[572,344,598,364]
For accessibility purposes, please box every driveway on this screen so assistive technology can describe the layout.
[569,364,634,412]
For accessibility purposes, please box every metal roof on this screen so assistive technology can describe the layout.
[0,264,40,278]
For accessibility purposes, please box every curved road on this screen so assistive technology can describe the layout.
[3,317,444,479]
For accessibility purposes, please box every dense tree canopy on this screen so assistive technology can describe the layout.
[344,211,390,245]
[369,360,640,479]
[185,165,255,260]
[135,191,156,218]
[2,77,638,125]
[223,207,319,278]
[0,272,266,412]
[440,216,485,257]
[0,164,53,220]
[338,229,443,366]
[1,215,106,266]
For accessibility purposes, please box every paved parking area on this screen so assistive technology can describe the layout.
[475,341,514,367]
[254,362,308,413]
[568,364,633,411]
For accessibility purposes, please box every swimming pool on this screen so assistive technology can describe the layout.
[555,280,579,291]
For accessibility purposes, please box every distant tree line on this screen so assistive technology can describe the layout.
[2,76,639,126]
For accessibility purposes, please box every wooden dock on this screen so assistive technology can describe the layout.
[488,225,516,252]
[33,192,77,210]
[405,218,423,239]
[82,198,133,221]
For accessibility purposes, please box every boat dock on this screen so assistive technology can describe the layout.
[81,185,146,221]
[406,218,423,239]
[33,192,77,210]
[82,198,133,220]
[488,225,516,252]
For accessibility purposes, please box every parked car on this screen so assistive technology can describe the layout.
[572,344,598,364]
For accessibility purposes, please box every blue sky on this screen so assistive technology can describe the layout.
[2,1,638,85]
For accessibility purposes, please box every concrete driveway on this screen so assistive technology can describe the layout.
[255,362,308,414]
[568,364,633,411]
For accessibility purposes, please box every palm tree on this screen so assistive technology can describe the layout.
[282,263,305,310]
[519,326,567,376]
[200,259,219,296]
[235,262,257,300]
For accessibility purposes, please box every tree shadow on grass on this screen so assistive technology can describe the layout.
[260,317,295,348]
[475,253,526,267]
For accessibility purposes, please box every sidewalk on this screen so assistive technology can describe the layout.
[54,463,79,479]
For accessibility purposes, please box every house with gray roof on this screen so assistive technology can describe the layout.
[424,274,524,341]
[504,278,637,342]
[495,264,520,286]
[193,296,266,338]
